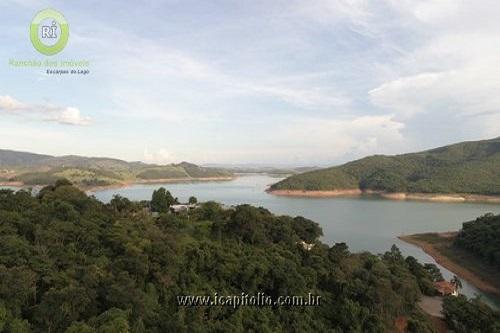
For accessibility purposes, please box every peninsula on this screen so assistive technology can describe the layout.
[269,137,500,203]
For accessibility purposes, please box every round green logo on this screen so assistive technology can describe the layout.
[30,8,69,56]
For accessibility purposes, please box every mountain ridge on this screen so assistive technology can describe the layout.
[0,149,233,187]
[270,137,500,196]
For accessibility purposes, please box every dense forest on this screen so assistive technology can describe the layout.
[1,180,498,332]
[454,213,500,269]
[0,180,446,332]
[270,137,500,195]
[443,214,500,332]
[442,295,500,332]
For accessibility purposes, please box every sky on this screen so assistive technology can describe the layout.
[0,0,499,166]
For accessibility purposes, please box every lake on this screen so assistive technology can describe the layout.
[88,174,499,307]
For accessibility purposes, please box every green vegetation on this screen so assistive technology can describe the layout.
[400,214,500,305]
[401,231,500,296]
[0,149,232,187]
[151,188,178,213]
[442,295,500,332]
[135,163,231,180]
[405,258,442,296]
[14,167,123,187]
[455,213,500,269]
[135,167,188,180]
[0,180,442,332]
[271,137,500,194]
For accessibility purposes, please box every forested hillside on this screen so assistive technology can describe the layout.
[0,149,232,187]
[454,213,500,269]
[0,180,442,332]
[271,137,500,195]
[442,295,500,332]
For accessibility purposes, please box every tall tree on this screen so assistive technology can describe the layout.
[151,188,178,213]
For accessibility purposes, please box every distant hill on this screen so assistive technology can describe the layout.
[207,165,321,175]
[0,149,233,187]
[270,137,500,195]
[0,149,53,166]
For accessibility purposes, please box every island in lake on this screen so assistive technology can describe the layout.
[268,137,500,203]
[0,149,234,189]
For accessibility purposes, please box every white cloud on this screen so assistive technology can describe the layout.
[4,1,499,164]
[195,114,405,165]
[89,29,350,118]
[243,84,350,109]
[370,65,500,119]
[47,107,92,126]
[369,34,500,124]
[0,95,26,111]
[283,114,406,160]
[358,1,500,144]
[369,72,446,117]
[143,147,176,165]
[0,95,92,126]
[293,0,372,26]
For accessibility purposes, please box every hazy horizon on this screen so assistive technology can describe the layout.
[1,1,499,165]
[2,135,499,169]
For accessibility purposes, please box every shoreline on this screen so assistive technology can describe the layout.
[267,189,500,204]
[0,176,236,193]
[268,189,363,197]
[84,176,236,192]
[399,233,500,298]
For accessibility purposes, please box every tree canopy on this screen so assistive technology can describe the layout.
[442,295,500,332]
[0,182,493,332]
[454,213,500,269]
[150,187,178,213]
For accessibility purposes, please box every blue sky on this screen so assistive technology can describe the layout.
[1,0,499,166]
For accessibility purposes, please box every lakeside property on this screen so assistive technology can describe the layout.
[399,232,500,299]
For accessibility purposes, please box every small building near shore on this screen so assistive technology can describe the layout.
[170,204,198,214]
[434,281,458,296]
[298,240,315,251]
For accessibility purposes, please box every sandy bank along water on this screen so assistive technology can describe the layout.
[267,189,500,204]
[1,176,236,193]
[399,233,500,298]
